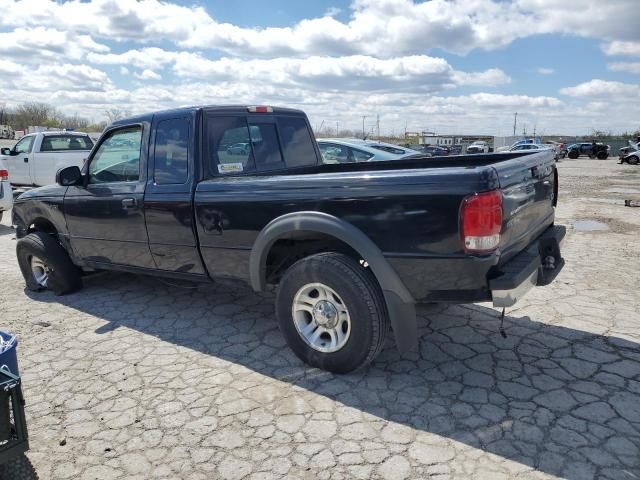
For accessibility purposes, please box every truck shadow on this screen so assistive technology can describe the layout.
[27,272,640,479]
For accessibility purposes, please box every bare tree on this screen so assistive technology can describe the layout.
[104,108,131,125]
[13,102,58,129]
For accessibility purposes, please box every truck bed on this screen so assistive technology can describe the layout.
[194,149,557,303]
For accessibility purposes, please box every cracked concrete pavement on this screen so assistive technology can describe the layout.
[0,159,639,479]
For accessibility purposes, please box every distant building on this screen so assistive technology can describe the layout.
[417,132,494,147]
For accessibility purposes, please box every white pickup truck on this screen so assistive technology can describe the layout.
[0,131,93,187]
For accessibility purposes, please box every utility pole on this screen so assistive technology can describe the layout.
[376,114,380,140]
[362,116,367,139]
[513,112,517,137]
[533,124,536,139]
[336,121,339,136]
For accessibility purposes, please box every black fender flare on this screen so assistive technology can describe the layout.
[249,211,418,352]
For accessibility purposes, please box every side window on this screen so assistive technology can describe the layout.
[14,136,34,155]
[211,116,254,174]
[276,116,317,168]
[319,143,351,164]
[351,148,374,162]
[89,127,142,184]
[248,123,285,171]
[154,118,189,185]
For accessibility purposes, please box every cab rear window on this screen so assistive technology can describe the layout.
[208,114,317,174]
[40,135,93,152]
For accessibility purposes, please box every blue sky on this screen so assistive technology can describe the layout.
[0,0,638,135]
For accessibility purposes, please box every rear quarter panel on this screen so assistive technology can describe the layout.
[194,166,497,281]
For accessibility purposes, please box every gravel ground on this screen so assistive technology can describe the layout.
[0,159,639,480]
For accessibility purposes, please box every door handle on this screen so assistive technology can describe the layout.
[122,198,137,208]
[23,157,29,163]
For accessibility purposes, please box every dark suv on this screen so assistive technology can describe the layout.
[567,142,609,159]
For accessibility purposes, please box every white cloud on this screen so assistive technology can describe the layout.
[0,27,109,62]
[560,79,640,98]
[88,47,181,70]
[537,68,554,75]
[134,69,162,81]
[0,0,637,57]
[88,50,510,92]
[602,41,640,57]
[608,62,640,74]
[0,0,638,133]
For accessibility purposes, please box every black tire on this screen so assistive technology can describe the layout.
[276,252,389,374]
[628,155,639,165]
[597,151,608,160]
[16,232,82,295]
[0,454,38,480]
[568,149,579,159]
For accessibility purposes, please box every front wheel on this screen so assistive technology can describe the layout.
[597,151,608,160]
[627,155,639,165]
[16,232,82,295]
[568,150,579,159]
[276,253,389,373]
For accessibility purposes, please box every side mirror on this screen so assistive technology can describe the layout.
[56,166,82,186]
[0,148,11,156]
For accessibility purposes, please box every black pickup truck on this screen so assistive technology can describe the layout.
[12,105,565,373]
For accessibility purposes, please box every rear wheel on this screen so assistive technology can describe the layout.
[16,232,82,295]
[276,252,388,373]
[568,149,579,159]
[628,155,639,165]
[597,150,608,160]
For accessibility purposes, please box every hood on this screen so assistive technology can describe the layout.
[15,184,67,202]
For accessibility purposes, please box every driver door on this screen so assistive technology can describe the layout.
[6,135,35,185]
[64,124,155,268]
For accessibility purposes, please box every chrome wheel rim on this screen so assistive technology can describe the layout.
[30,256,49,287]
[292,283,351,353]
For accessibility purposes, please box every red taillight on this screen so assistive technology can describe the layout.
[247,105,273,113]
[461,190,503,253]
[0,169,8,181]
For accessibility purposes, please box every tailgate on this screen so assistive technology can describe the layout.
[494,150,557,263]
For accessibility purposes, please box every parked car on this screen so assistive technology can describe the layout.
[620,140,639,165]
[226,142,250,155]
[12,105,565,373]
[466,141,492,153]
[318,138,421,163]
[566,142,609,159]
[0,158,12,223]
[543,141,567,159]
[497,139,536,153]
[449,144,463,155]
[509,143,557,160]
[415,145,450,156]
[0,131,93,187]
[619,140,640,161]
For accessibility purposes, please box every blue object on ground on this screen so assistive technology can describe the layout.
[0,332,18,377]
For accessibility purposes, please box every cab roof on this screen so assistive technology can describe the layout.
[112,105,306,126]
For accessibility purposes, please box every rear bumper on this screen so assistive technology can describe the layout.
[490,225,566,307]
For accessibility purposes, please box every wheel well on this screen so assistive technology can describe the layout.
[29,218,58,237]
[265,231,365,284]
